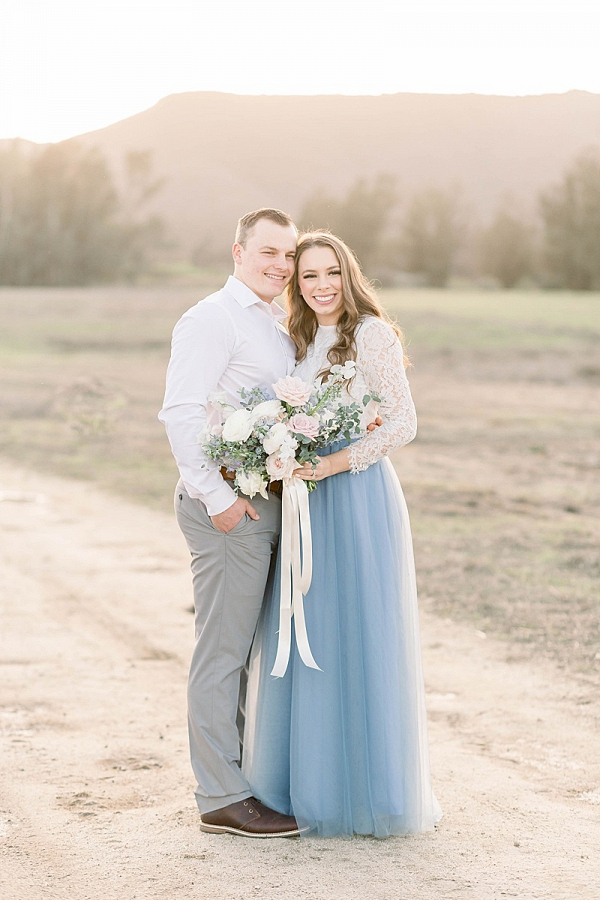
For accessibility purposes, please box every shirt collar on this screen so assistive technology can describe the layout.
[225,275,288,322]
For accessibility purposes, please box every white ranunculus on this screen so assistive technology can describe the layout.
[278,436,298,459]
[262,422,289,454]
[222,408,254,442]
[251,399,284,422]
[235,470,268,500]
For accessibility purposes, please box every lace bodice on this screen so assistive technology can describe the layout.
[293,317,417,473]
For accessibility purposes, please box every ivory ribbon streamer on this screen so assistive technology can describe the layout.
[270,474,321,678]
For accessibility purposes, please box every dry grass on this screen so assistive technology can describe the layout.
[1,285,599,677]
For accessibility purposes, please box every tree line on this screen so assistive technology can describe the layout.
[298,147,600,290]
[0,141,164,285]
[1,140,599,289]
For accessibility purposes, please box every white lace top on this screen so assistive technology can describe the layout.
[293,316,417,474]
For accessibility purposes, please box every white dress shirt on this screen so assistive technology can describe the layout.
[159,275,296,516]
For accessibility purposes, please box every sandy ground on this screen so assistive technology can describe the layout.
[1,460,599,900]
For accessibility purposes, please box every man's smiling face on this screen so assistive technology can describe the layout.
[233,218,297,303]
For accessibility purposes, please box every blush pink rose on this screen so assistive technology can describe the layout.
[287,413,320,440]
[266,452,297,481]
[272,375,313,407]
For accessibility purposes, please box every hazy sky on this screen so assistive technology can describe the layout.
[1,0,599,143]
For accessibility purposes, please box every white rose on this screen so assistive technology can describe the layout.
[263,422,289,454]
[266,452,298,481]
[320,409,334,423]
[222,408,254,442]
[251,399,284,422]
[235,470,268,500]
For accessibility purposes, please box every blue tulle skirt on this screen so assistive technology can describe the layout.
[242,443,442,838]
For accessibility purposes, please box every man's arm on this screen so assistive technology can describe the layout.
[159,304,240,517]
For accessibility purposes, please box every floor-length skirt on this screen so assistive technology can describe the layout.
[242,444,442,838]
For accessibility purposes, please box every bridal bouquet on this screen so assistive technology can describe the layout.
[199,362,370,497]
[200,363,376,677]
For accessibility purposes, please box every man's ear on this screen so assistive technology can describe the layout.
[232,242,243,266]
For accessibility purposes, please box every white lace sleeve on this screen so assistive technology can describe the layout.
[348,318,417,474]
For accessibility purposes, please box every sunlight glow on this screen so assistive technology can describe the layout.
[1,0,599,143]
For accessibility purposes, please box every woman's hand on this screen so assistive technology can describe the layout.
[294,447,350,482]
[294,456,334,482]
[294,421,381,483]
[367,415,383,432]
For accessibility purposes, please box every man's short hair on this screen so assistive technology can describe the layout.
[235,208,297,247]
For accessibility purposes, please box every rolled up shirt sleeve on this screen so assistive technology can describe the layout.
[158,304,238,516]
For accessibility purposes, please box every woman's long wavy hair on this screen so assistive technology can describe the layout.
[287,231,406,377]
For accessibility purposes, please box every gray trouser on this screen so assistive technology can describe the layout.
[175,481,281,814]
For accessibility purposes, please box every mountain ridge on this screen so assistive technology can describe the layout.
[47,90,600,256]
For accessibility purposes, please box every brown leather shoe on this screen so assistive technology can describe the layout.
[200,796,301,838]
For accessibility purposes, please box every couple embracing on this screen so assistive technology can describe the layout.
[159,208,441,838]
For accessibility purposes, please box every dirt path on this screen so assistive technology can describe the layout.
[0,459,598,900]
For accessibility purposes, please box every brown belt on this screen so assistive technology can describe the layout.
[220,466,283,498]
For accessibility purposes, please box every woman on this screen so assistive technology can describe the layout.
[242,232,442,838]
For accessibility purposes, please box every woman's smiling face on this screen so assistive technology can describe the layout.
[297,245,344,325]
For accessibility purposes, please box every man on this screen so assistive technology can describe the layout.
[159,209,301,837]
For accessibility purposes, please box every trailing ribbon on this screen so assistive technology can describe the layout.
[270,473,321,678]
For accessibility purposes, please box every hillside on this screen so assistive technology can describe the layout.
[65,90,600,256]
[0,137,41,155]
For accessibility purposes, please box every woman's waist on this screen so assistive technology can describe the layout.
[317,435,361,456]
